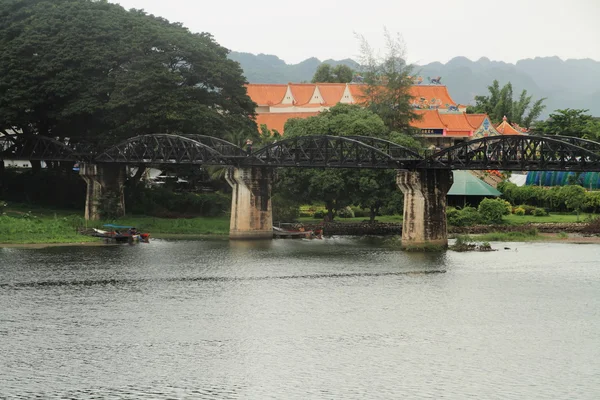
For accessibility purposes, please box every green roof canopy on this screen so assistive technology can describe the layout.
[448,171,502,197]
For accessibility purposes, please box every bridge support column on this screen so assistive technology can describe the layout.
[80,163,126,220]
[226,166,273,240]
[397,169,453,249]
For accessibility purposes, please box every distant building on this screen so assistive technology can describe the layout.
[246,80,518,148]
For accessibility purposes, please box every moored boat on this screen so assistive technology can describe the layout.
[92,224,150,243]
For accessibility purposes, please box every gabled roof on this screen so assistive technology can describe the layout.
[288,84,316,105]
[256,112,320,133]
[496,116,522,135]
[318,84,346,105]
[246,84,287,106]
[439,113,476,132]
[465,113,487,128]
[448,171,502,197]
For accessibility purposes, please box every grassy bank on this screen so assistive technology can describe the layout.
[0,204,230,244]
[452,229,544,243]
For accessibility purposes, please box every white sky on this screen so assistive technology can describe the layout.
[112,0,600,65]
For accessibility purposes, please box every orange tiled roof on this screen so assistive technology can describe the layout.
[245,84,287,106]
[411,110,446,129]
[255,112,320,133]
[410,85,457,107]
[439,113,476,136]
[465,113,487,128]
[288,84,316,105]
[317,84,346,105]
[496,116,521,135]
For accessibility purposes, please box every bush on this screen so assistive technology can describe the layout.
[126,186,230,217]
[337,206,355,218]
[447,206,484,227]
[272,194,300,223]
[513,206,526,216]
[478,198,510,224]
[533,207,548,217]
[351,206,368,218]
[313,210,325,219]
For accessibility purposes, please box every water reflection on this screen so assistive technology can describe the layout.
[1,238,599,399]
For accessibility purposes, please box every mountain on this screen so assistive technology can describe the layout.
[229,52,600,117]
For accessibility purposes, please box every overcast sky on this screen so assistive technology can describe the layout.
[112,0,600,65]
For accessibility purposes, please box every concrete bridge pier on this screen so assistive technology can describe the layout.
[80,163,126,220]
[226,166,273,240]
[397,169,453,249]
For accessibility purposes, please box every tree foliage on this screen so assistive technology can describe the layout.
[311,63,354,83]
[274,104,423,221]
[0,0,256,145]
[466,80,546,128]
[532,109,600,140]
[355,30,420,132]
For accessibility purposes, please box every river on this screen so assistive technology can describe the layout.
[1,238,599,399]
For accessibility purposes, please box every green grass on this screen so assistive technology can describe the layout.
[0,214,97,244]
[453,229,542,243]
[0,202,230,244]
[504,213,592,224]
[298,215,403,224]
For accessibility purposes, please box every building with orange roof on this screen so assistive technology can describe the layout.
[256,112,320,134]
[496,116,524,135]
[247,80,493,148]
[467,114,502,138]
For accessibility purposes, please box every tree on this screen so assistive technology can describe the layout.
[533,109,600,140]
[0,0,256,146]
[563,185,586,221]
[355,30,420,132]
[311,63,354,83]
[275,104,423,221]
[467,80,546,128]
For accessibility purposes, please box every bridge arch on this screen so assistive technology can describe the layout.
[421,134,600,172]
[0,134,76,161]
[249,135,416,169]
[94,134,229,165]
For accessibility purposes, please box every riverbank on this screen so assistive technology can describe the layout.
[1,203,599,245]
[0,208,230,245]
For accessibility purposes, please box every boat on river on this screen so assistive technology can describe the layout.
[92,224,150,243]
[273,224,322,239]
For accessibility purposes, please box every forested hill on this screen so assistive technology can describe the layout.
[229,52,600,117]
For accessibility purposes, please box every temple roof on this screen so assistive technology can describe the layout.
[318,84,347,105]
[246,83,458,108]
[256,112,320,133]
[411,110,446,129]
[246,84,287,106]
[496,116,522,135]
[288,84,316,105]
[439,113,476,136]
[465,113,487,128]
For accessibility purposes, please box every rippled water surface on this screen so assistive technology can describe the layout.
[1,238,599,399]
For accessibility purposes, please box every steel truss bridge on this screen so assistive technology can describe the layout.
[2,133,600,172]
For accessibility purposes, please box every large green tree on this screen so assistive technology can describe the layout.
[275,104,423,221]
[311,63,354,83]
[355,30,420,133]
[466,80,546,128]
[533,108,600,140]
[0,0,256,145]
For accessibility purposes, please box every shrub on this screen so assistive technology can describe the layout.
[533,207,548,217]
[313,210,325,219]
[351,206,368,218]
[514,206,526,216]
[337,206,355,218]
[447,206,484,226]
[478,198,510,224]
[272,194,300,223]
